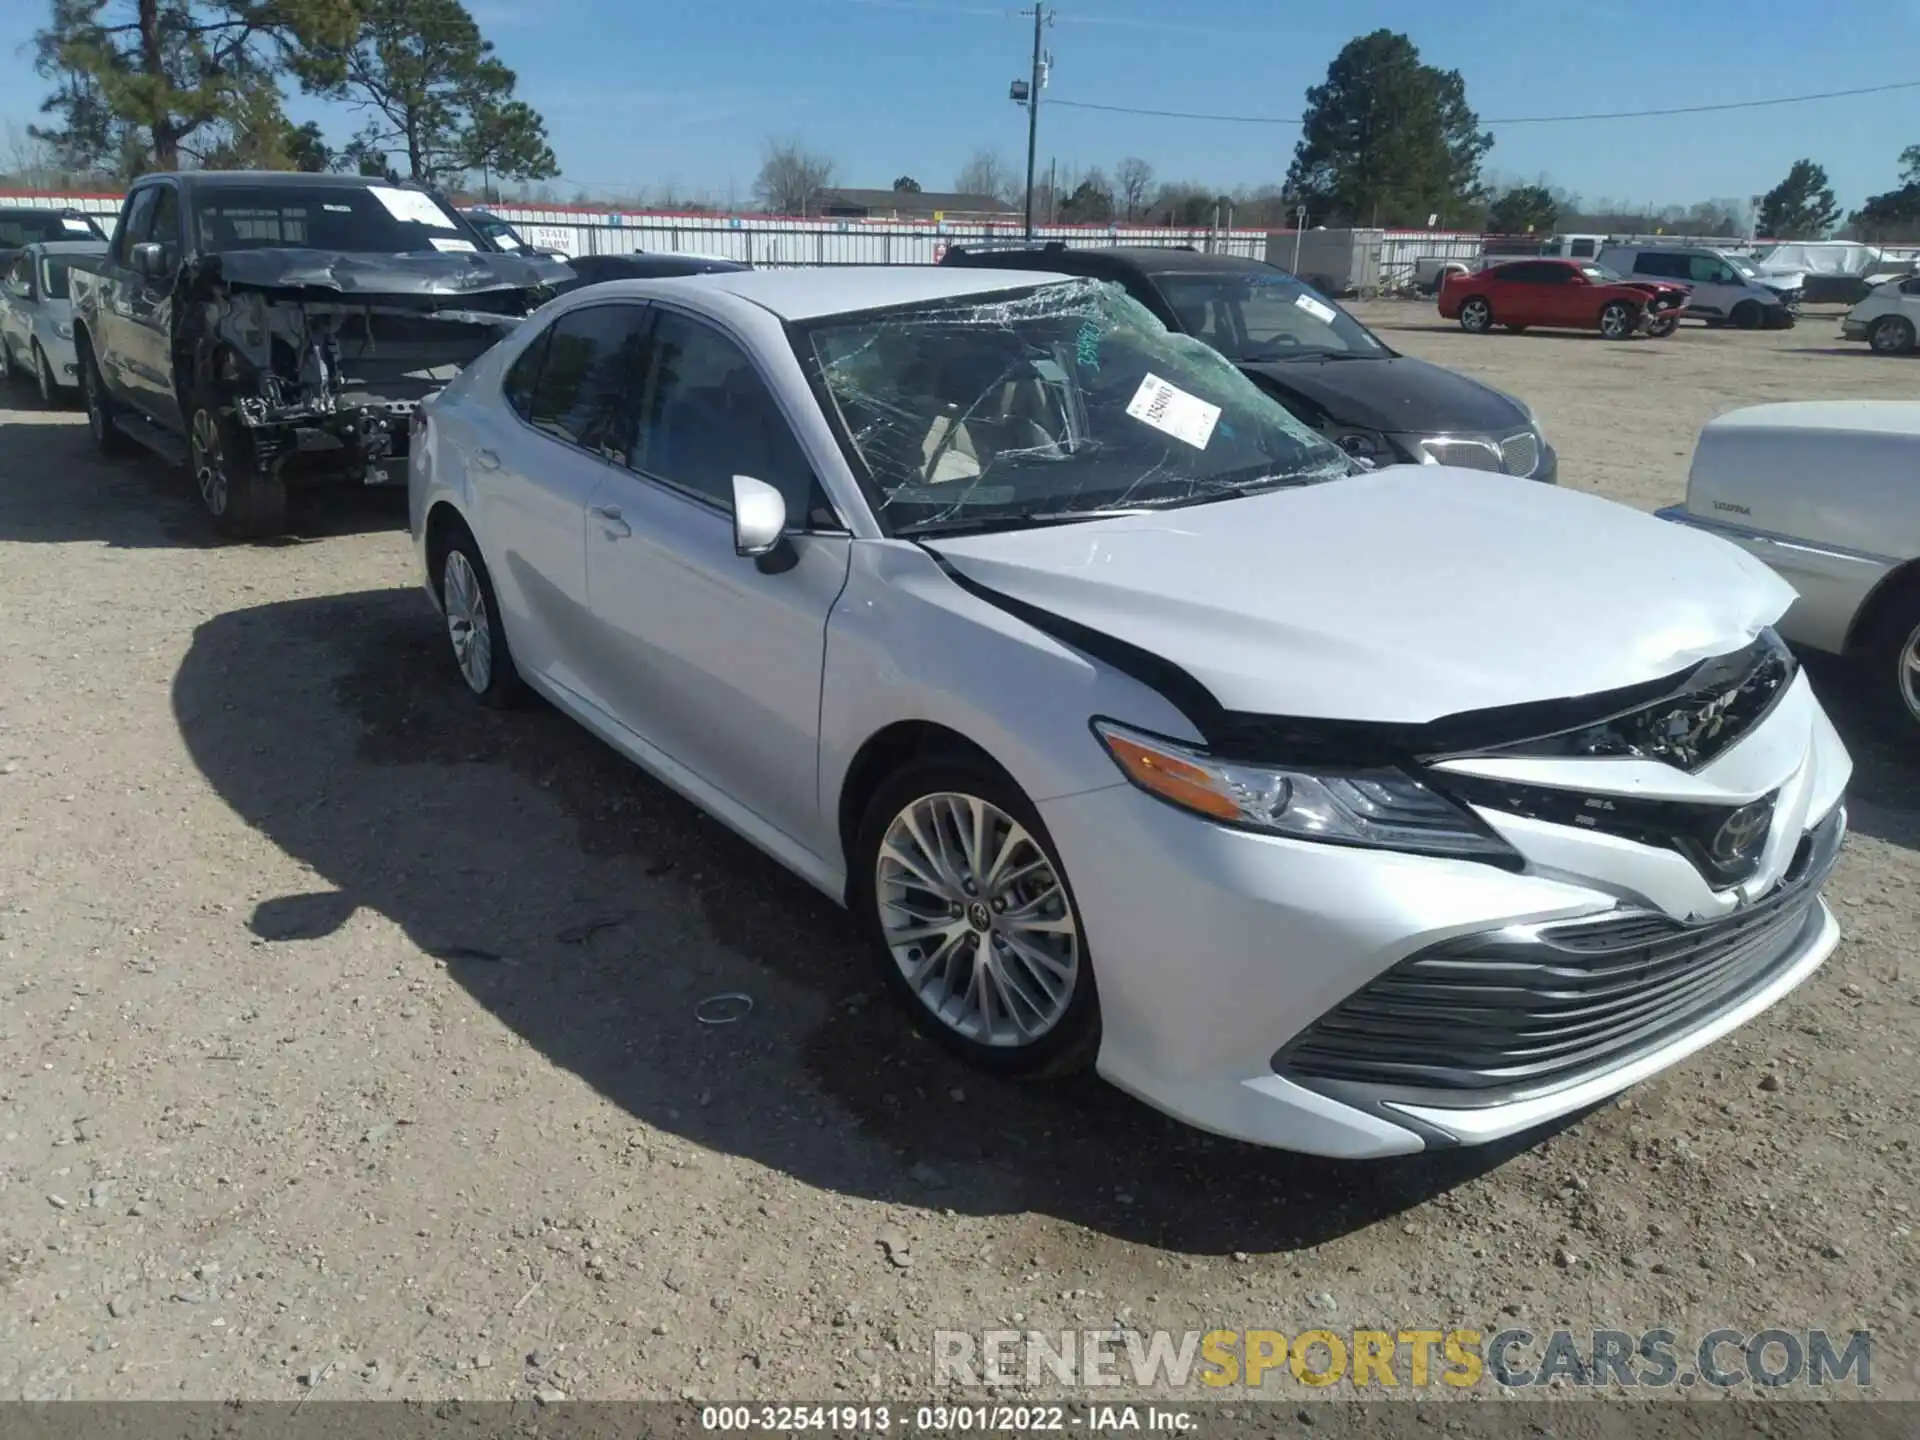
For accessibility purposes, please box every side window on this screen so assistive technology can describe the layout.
[1899,277,1920,296]
[114,188,157,264]
[634,309,818,516]
[1569,238,1596,258]
[524,303,652,461]
[5,255,27,294]
[1645,254,1687,280]
[147,186,182,250]
[502,325,552,419]
[1493,263,1538,283]
[1687,255,1723,284]
[1530,264,1571,285]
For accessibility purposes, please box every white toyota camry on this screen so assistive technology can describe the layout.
[408,266,1851,1158]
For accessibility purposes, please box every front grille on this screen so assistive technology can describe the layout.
[1420,437,1503,472]
[1276,808,1843,1104]
[1498,430,1540,477]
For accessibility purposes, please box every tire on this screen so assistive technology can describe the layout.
[1730,301,1763,331]
[78,340,134,456]
[1868,314,1916,356]
[848,756,1100,1080]
[1598,301,1635,340]
[31,342,55,407]
[434,526,525,709]
[188,395,286,540]
[1648,314,1679,338]
[1502,324,1529,333]
[1458,297,1493,334]
[1864,590,1920,734]
[0,334,12,385]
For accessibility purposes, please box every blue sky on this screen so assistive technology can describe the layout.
[5,0,1919,212]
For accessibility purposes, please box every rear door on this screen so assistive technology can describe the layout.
[1487,262,1550,325]
[0,254,29,363]
[125,181,187,430]
[94,186,157,403]
[464,300,656,698]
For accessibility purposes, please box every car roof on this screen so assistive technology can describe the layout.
[1705,400,1920,437]
[22,239,109,255]
[624,264,1073,320]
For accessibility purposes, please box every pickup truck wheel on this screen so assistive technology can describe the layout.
[1458,297,1493,333]
[1730,300,1763,330]
[1598,301,1635,340]
[80,346,134,456]
[189,400,286,540]
[1868,315,1916,355]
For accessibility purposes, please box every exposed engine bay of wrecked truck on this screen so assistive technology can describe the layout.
[189,248,568,485]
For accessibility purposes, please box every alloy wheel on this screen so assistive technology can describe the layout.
[32,345,52,406]
[0,338,11,383]
[189,408,228,515]
[1870,316,1914,355]
[1460,299,1490,333]
[874,791,1079,1047]
[1600,303,1631,339]
[442,550,495,695]
[1900,619,1920,723]
[83,359,104,438]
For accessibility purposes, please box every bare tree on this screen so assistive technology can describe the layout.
[753,138,835,216]
[1115,156,1154,221]
[955,148,1018,205]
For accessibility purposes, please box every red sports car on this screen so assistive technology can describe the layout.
[1439,259,1690,340]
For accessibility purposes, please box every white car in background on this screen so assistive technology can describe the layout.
[409,265,1849,1158]
[0,238,107,405]
[1661,401,1920,732]
[1839,275,1920,354]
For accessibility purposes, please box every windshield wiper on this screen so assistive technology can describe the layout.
[894,510,1127,538]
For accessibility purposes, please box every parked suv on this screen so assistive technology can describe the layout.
[942,243,1555,482]
[1597,245,1797,329]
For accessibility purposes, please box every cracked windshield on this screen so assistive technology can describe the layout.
[805,278,1350,535]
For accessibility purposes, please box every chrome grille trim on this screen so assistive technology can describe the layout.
[1275,808,1844,1106]
[1498,429,1540,477]
[1420,436,1504,472]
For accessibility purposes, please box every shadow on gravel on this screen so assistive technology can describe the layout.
[1798,652,1920,852]
[0,410,405,548]
[174,585,1561,1257]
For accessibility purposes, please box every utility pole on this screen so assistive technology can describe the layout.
[1016,3,1052,240]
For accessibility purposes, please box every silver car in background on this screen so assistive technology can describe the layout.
[0,239,108,404]
[409,266,1849,1158]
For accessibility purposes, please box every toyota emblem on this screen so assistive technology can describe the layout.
[1710,800,1773,870]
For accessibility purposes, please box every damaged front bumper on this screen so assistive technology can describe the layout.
[194,251,556,487]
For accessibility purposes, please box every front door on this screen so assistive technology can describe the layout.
[123,182,185,429]
[582,305,850,854]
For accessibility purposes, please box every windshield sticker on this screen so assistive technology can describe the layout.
[429,237,478,253]
[62,217,95,233]
[1075,319,1102,371]
[1294,292,1338,324]
[1126,372,1221,450]
[368,186,459,230]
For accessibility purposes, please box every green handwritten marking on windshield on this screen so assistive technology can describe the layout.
[1075,320,1102,371]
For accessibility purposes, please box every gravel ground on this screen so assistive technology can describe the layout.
[1,305,1916,1406]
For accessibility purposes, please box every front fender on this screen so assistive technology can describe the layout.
[819,540,1200,851]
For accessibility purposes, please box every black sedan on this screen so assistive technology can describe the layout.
[941,244,1555,483]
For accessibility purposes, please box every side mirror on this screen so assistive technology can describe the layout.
[130,241,167,278]
[731,474,788,558]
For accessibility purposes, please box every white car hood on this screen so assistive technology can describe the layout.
[924,468,1795,724]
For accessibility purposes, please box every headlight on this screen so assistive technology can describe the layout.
[1328,427,1391,460]
[54,321,74,340]
[1092,720,1514,860]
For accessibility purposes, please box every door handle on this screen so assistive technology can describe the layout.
[589,503,631,539]
[472,447,501,471]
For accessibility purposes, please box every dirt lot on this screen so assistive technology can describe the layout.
[2,306,1916,1407]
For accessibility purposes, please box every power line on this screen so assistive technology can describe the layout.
[1050,77,1920,127]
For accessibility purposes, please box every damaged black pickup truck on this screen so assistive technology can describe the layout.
[68,171,569,538]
